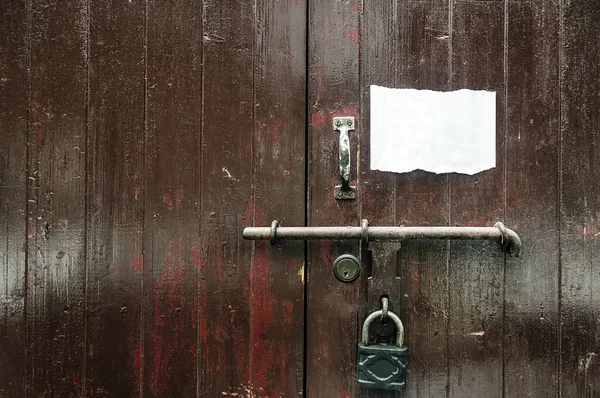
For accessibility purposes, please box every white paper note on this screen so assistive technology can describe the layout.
[370,85,496,175]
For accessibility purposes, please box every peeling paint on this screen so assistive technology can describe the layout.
[311,111,326,131]
[298,264,304,284]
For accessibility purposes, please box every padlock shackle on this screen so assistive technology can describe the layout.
[361,310,405,348]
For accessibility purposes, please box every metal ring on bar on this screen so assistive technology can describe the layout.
[494,222,508,247]
[270,220,279,245]
[361,219,369,245]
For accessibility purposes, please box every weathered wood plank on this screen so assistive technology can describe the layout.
[199,0,254,396]
[26,0,87,395]
[448,2,506,396]
[250,0,306,396]
[359,2,399,397]
[306,0,360,395]
[396,1,451,396]
[0,1,28,396]
[504,1,560,395]
[86,0,146,395]
[560,3,600,396]
[143,1,202,396]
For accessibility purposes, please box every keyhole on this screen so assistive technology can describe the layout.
[343,271,349,277]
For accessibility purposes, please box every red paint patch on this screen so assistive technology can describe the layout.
[193,241,200,269]
[58,219,68,230]
[134,343,142,386]
[150,239,187,395]
[342,25,360,46]
[583,224,598,235]
[199,313,208,344]
[332,105,359,120]
[132,236,143,272]
[135,186,140,200]
[339,388,351,398]
[311,111,326,131]
[191,294,198,333]
[251,243,275,392]
[214,324,226,341]
[133,253,143,273]
[320,240,333,265]
[163,194,174,208]
[283,300,294,325]
[352,2,360,13]
[288,257,297,272]
[409,271,422,288]
[269,121,282,144]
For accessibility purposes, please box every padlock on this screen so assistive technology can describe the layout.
[357,308,408,390]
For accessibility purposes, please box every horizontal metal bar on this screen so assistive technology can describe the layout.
[242,220,522,256]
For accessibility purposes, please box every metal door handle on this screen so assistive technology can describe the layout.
[243,219,522,256]
[333,116,356,200]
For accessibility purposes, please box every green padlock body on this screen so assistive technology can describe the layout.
[357,343,408,390]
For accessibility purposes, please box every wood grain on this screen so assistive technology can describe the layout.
[306,0,361,396]
[251,0,306,396]
[560,3,600,396]
[504,1,561,396]
[26,0,88,395]
[396,1,451,396]
[199,0,254,395]
[143,1,201,395]
[0,2,599,396]
[448,2,506,397]
[0,1,28,396]
[86,0,146,395]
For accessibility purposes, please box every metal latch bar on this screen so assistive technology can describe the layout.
[242,220,521,256]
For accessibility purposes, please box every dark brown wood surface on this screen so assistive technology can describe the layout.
[0,2,28,396]
[86,0,145,395]
[1,1,306,397]
[505,1,560,396]
[306,0,361,396]
[561,3,600,396]
[1,1,599,397]
[26,0,88,395]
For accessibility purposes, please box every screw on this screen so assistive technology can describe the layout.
[335,120,341,127]
[347,120,353,127]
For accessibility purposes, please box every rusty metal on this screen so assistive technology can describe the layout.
[244,219,522,256]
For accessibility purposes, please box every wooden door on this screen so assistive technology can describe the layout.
[306,1,598,397]
[1,1,599,397]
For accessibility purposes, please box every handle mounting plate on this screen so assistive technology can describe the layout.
[333,116,357,200]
